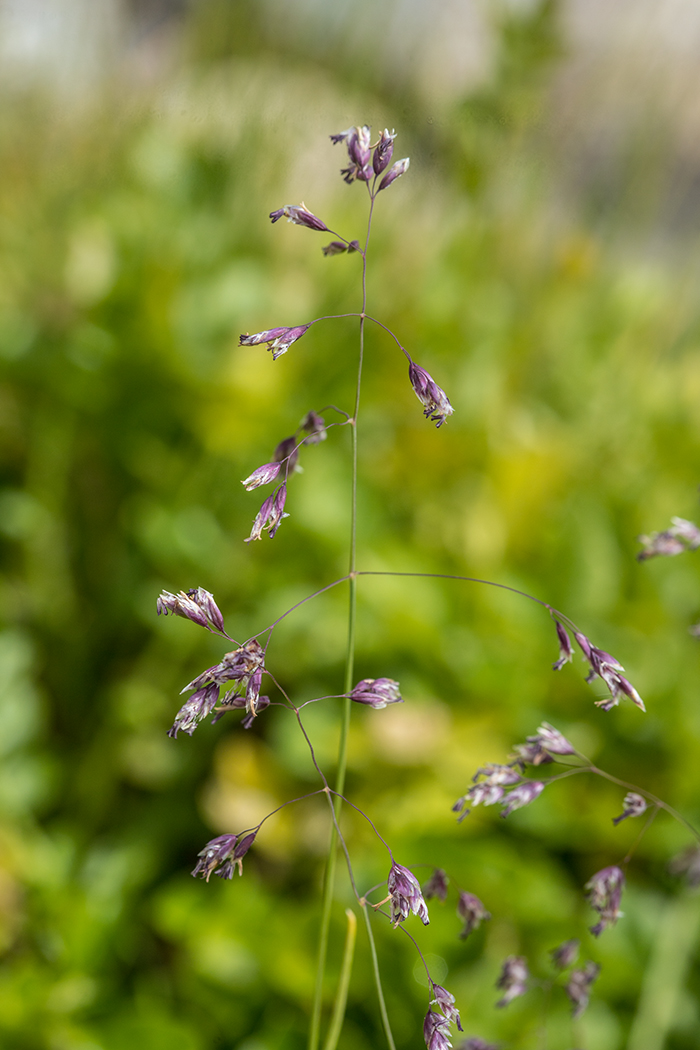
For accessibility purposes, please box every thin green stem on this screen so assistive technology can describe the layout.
[361,902,397,1050]
[308,190,375,1050]
[322,909,357,1050]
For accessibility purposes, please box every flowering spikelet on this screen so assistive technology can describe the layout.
[388,862,430,927]
[192,831,257,881]
[245,485,288,542]
[423,868,449,902]
[300,410,327,444]
[612,791,647,826]
[552,621,574,670]
[178,640,265,734]
[168,683,220,738]
[378,157,410,191]
[157,588,225,632]
[273,435,300,472]
[423,1010,452,1050]
[269,203,328,230]
[637,517,700,560]
[431,985,462,1030]
[453,763,521,819]
[321,238,360,256]
[330,125,373,183]
[574,632,645,712]
[213,692,271,729]
[456,891,491,939]
[239,324,311,361]
[511,722,575,766]
[550,938,579,970]
[495,956,529,1007]
[349,677,402,708]
[373,128,396,175]
[408,362,453,427]
[499,781,545,818]
[585,865,624,936]
[241,461,282,491]
[566,961,600,1018]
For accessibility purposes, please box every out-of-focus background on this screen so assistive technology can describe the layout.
[2,1,700,1048]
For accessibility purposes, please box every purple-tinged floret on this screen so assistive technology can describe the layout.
[496,956,529,1007]
[574,632,645,712]
[423,868,449,902]
[552,621,574,670]
[457,891,491,939]
[378,157,410,191]
[585,865,624,936]
[241,462,282,491]
[550,938,579,970]
[612,791,647,826]
[269,202,328,231]
[637,516,700,561]
[388,862,430,927]
[245,484,288,542]
[350,677,402,709]
[239,324,311,361]
[499,781,545,817]
[373,128,396,175]
[408,362,453,427]
[424,1010,452,1050]
[157,587,225,633]
[168,683,220,738]
[566,961,600,1018]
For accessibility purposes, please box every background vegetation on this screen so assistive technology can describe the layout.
[1,1,700,1047]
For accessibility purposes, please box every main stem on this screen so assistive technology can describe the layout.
[308,193,374,1050]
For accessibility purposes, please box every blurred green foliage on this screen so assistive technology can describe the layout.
[1,2,700,1048]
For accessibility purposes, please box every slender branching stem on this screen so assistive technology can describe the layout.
[309,190,376,1050]
[361,902,397,1050]
[322,909,357,1050]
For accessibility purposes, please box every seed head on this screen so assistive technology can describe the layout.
[408,361,454,427]
[350,677,402,709]
[239,324,311,361]
[269,203,329,231]
[388,861,430,927]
